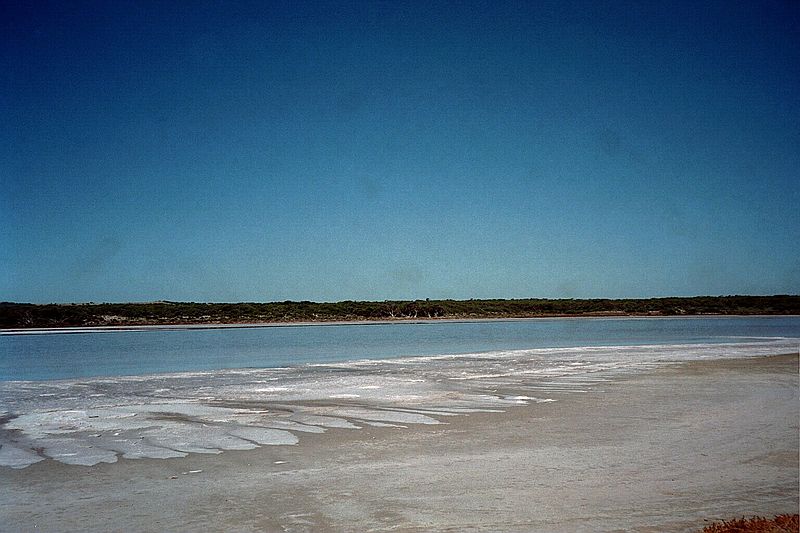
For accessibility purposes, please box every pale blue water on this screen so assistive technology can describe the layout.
[1,316,799,381]
[2,316,800,469]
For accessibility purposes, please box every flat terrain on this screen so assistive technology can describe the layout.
[3,296,799,328]
[1,355,797,532]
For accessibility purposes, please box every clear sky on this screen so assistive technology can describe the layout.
[3,0,799,303]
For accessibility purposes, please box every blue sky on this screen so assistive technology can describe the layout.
[3,0,799,303]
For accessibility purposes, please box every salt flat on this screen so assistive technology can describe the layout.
[1,354,796,532]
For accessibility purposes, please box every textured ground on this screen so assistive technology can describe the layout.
[1,354,797,532]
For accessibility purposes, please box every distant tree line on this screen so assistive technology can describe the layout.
[1,295,798,329]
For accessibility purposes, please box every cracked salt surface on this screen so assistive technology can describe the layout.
[1,339,796,468]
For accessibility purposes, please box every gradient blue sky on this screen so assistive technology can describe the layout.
[3,0,799,303]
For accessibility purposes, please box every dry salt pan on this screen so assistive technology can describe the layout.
[3,339,795,469]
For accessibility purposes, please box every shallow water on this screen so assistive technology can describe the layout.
[0,316,798,468]
[2,316,798,381]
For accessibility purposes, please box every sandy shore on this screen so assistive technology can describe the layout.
[1,354,797,532]
[6,314,799,336]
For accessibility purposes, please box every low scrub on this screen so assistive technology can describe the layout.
[702,514,799,533]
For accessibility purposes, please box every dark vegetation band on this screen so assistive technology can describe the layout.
[1,295,799,329]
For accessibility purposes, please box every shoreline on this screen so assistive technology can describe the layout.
[3,312,799,335]
[4,296,798,332]
[2,353,797,532]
